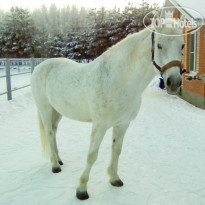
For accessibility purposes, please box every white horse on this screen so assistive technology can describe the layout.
[31,20,184,200]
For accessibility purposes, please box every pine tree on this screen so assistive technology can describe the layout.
[0,7,38,58]
[84,3,155,60]
[48,3,60,36]
[60,5,71,35]
[32,5,49,37]
[0,3,157,59]
[45,34,66,57]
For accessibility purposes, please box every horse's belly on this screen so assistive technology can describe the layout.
[51,99,92,122]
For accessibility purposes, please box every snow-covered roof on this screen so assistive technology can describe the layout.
[164,0,205,25]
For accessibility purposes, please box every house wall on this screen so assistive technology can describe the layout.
[165,2,205,108]
[181,26,205,109]
[199,26,205,75]
[173,8,180,19]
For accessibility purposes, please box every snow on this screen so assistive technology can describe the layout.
[1,75,205,205]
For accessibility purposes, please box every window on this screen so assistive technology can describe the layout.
[189,32,197,73]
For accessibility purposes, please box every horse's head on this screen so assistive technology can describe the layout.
[151,17,185,95]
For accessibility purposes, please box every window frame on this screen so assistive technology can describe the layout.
[189,32,197,74]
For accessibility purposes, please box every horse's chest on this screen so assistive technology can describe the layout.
[116,94,141,120]
[94,89,141,123]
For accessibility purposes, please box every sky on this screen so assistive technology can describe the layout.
[0,0,164,11]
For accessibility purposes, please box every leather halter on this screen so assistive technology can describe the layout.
[151,31,184,74]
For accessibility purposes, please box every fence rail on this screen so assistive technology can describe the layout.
[0,58,47,100]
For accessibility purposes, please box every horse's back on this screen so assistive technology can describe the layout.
[31,58,92,122]
[31,58,78,99]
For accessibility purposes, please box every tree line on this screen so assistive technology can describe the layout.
[0,2,157,61]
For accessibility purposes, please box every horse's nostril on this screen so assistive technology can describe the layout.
[167,77,171,87]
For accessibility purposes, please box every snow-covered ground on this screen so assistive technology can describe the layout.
[0,75,205,205]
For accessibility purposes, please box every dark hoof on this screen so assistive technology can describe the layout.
[58,160,64,166]
[76,191,89,200]
[52,167,61,173]
[111,179,124,187]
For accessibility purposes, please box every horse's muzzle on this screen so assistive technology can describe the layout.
[166,75,182,95]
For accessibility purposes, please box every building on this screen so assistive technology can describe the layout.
[163,0,205,108]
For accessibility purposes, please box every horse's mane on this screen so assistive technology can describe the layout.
[104,19,182,57]
[95,21,182,68]
[99,28,151,65]
[105,28,150,54]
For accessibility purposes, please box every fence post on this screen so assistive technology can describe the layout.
[31,58,35,73]
[18,60,20,72]
[5,59,12,100]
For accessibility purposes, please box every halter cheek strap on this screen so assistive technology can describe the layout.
[151,31,161,72]
[151,31,184,74]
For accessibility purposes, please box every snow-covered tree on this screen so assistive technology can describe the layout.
[0,9,5,24]
[60,5,71,35]
[78,7,89,29]
[48,3,60,36]
[0,7,38,58]
[0,2,157,59]
[69,5,80,30]
[45,34,66,57]
[32,5,49,37]
[84,3,155,60]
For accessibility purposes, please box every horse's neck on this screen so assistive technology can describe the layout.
[100,29,156,90]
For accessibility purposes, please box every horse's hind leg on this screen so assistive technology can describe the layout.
[52,110,63,165]
[38,104,62,173]
[107,123,129,187]
[76,123,107,200]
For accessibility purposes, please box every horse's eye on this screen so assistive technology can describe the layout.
[181,44,185,50]
[157,43,162,49]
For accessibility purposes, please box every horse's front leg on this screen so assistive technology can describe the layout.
[76,123,107,200]
[107,123,129,187]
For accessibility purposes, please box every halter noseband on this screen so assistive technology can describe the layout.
[151,30,184,74]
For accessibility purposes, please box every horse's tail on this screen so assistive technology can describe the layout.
[38,111,50,157]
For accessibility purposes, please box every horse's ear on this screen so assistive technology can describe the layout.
[175,15,185,33]
[152,12,161,31]
[179,14,185,22]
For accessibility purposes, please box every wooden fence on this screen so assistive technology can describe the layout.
[0,58,47,100]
